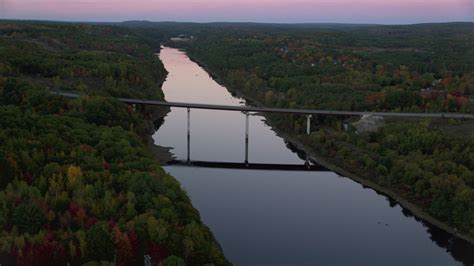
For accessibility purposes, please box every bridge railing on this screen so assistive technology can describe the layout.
[51,91,474,119]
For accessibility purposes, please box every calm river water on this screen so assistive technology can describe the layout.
[153,47,473,265]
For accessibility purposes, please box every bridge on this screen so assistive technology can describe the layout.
[53,91,474,119]
[52,91,474,167]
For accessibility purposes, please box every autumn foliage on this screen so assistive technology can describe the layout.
[0,21,229,265]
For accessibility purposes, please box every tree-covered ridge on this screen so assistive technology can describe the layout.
[0,22,229,265]
[163,23,474,239]
[0,21,166,99]
[177,23,474,113]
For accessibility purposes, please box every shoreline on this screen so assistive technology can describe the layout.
[142,104,176,164]
[141,50,176,164]
[183,49,474,245]
[142,51,230,261]
[271,122,474,244]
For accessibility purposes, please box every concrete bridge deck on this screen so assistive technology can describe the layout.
[52,91,474,167]
[52,91,474,119]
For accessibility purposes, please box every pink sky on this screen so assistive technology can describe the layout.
[1,0,473,24]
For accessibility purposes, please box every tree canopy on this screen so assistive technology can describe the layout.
[0,21,229,265]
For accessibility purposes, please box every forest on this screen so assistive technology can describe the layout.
[1,19,474,263]
[0,21,229,265]
[163,22,474,113]
[158,22,474,239]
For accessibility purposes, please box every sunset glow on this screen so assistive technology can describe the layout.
[1,0,473,24]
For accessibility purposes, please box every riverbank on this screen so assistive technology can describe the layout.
[184,50,474,245]
[142,104,176,163]
[99,47,237,261]
[273,124,474,244]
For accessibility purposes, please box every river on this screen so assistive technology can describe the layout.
[153,47,473,265]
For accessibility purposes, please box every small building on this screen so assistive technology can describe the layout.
[169,35,194,42]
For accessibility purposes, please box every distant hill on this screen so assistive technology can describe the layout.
[121,20,474,29]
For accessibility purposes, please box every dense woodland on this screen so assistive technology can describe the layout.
[168,22,474,113]
[0,22,166,99]
[0,22,229,265]
[160,23,474,238]
[1,19,474,264]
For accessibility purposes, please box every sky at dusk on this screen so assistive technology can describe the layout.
[1,0,473,24]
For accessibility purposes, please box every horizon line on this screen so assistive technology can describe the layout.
[1,18,473,26]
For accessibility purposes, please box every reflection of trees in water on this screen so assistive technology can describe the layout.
[284,135,474,265]
[152,91,474,264]
[284,140,309,162]
[151,106,170,132]
[427,225,474,265]
[373,182,474,265]
[154,116,166,131]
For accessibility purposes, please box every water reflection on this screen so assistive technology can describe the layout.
[153,47,473,265]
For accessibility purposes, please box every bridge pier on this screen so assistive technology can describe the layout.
[245,112,249,166]
[306,114,312,135]
[187,108,191,164]
[304,115,311,169]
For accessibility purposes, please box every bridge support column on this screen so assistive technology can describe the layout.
[305,156,311,169]
[306,114,312,135]
[305,115,313,167]
[245,112,249,166]
[187,108,190,164]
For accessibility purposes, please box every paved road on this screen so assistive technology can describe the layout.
[52,91,474,119]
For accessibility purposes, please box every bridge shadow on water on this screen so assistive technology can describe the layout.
[167,160,329,171]
[151,101,474,265]
[163,133,329,171]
